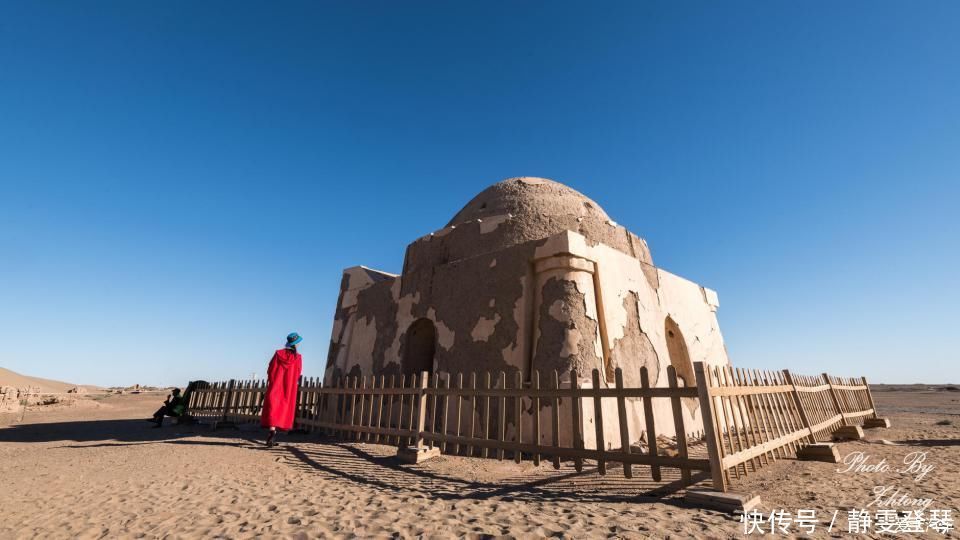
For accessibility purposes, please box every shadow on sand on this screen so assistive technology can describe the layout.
[0,417,706,506]
[0,418,240,444]
[897,438,960,447]
[280,441,709,505]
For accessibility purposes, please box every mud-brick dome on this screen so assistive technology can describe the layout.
[446,177,612,227]
[402,177,653,274]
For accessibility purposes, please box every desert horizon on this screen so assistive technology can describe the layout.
[5,366,959,396]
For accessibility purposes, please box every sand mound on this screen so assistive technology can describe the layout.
[0,367,100,394]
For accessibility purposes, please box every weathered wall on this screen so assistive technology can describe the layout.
[530,255,605,379]
[325,179,731,450]
[326,238,541,384]
[324,266,400,382]
[532,230,728,446]
[0,386,22,414]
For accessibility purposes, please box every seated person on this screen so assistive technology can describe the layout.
[149,388,185,427]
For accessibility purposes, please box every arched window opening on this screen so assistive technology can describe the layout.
[664,316,694,387]
[402,318,436,377]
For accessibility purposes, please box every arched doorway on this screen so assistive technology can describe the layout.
[664,316,694,387]
[402,318,436,377]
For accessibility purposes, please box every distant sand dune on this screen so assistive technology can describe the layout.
[0,367,99,393]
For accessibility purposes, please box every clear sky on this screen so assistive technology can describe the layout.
[1,2,957,387]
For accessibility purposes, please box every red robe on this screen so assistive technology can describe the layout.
[260,348,303,430]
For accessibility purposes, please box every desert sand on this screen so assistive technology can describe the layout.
[0,386,957,539]
[0,367,100,394]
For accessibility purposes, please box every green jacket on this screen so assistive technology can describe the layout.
[169,395,186,416]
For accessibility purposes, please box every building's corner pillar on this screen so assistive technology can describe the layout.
[529,254,610,385]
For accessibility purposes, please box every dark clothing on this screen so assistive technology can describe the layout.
[152,394,185,426]
[167,395,186,416]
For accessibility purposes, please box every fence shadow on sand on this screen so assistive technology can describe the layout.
[0,418,206,444]
[0,417,706,506]
[270,436,711,506]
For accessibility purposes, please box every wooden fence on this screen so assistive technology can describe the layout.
[189,366,711,485]
[695,364,880,491]
[188,362,882,492]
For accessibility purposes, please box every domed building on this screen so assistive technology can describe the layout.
[324,177,730,443]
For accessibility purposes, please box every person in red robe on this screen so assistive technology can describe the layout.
[261,332,303,447]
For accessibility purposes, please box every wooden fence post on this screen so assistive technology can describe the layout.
[482,372,491,458]
[497,371,507,461]
[640,366,659,482]
[294,375,304,430]
[862,376,879,419]
[405,375,416,447]
[531,371,540,466]
[822,373,847,426]
[222,379,236,423]
[614,368,632,479]
[591,369,607,475]
[187,386,198,413]
[317,378,327,429]
[666,366,690,484]
[414,370,429,448]
[783,370,816,443]
[514,370,523,464]
[570,369,583,473]
[467,372,476,457]
[356,376,367,442]
[551,370,561,470]
[693,362,726,492]
[454,373,463,455]
[443,373,452,453]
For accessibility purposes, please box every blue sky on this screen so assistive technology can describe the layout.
[1,1,957,387]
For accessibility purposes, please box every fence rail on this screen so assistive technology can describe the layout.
[696,365,881,491]
[188,361,883,492]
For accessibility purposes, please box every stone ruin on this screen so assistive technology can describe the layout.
[0,386,25,414]
[324,177,732,446]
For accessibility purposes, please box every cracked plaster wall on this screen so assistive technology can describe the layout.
[533,230,728,446]
[326,179,730,449]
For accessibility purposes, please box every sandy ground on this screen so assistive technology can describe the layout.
[0,367,102,394]
[0,388,957,539]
